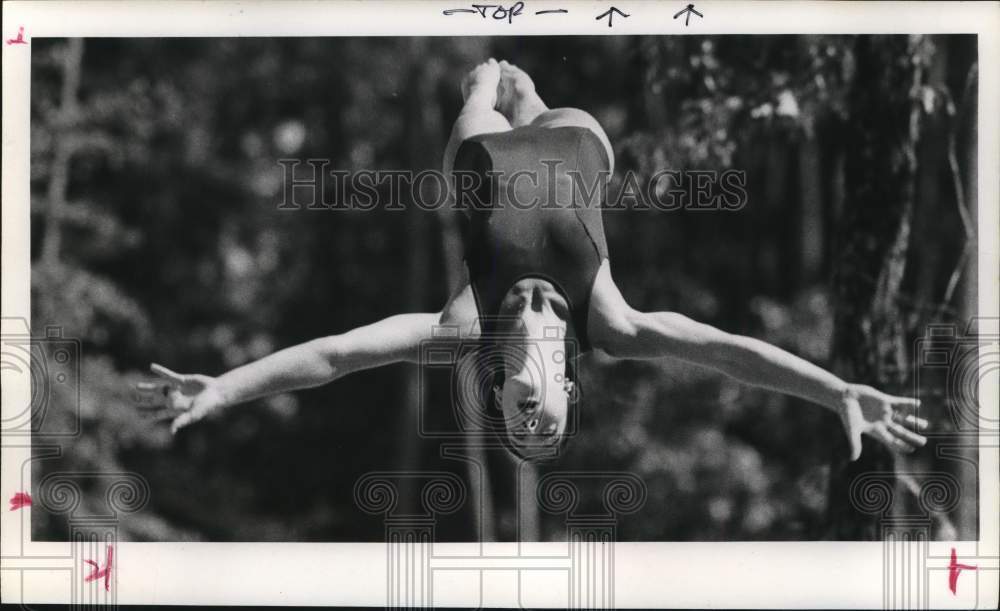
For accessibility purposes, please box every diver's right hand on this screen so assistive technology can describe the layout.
[136,363,225,434]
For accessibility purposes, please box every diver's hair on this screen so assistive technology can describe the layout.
[483,340,581,462]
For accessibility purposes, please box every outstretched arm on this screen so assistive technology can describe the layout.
[138,312,440,433]
[587,263,927,461]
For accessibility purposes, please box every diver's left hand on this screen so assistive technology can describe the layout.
[837,384,928,461]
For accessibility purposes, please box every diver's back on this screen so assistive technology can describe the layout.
[454,125,611,350]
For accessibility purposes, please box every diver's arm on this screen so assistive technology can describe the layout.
[217,312,440,398]
[587,262,927,460]
[606,309,926,460]
[139,312,441,432]
[611,309,847,407]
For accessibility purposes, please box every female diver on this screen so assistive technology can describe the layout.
[139,59,928,462]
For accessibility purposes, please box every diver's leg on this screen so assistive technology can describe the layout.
[443,59,512,177]
[439,267,481,340]
[496,60,549,127]
[495,61,614,172]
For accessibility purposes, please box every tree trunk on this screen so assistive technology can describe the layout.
[827,36,928,539]
[797,134,824,285]
[41,38,85,266]
[954,52,978,541]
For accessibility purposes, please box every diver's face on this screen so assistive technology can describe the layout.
[497,293,571,458]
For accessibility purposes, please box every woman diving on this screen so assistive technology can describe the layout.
[139,58,928,462]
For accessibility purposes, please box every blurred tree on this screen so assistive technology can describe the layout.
[28,35,976,543]
[826,35,930,539]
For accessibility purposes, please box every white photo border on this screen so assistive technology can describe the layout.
[2,1,998,608]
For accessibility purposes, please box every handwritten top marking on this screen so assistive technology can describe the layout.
[673,4,704,26]
[596,6,629,27]
[444,3,525,23]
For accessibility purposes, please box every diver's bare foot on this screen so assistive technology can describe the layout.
[496,60,549,126]
[461,58,502,110]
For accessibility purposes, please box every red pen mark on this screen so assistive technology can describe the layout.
[6,26,28,45]
[84,545,114,591]
[948,547,977,595]
[9,492,32,511]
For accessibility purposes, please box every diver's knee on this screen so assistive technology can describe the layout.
[533,108,614,173]
[530,107,598,130]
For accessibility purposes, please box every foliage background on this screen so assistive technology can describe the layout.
[29,35,978,541]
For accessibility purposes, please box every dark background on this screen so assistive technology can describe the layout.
[29,35,979,542]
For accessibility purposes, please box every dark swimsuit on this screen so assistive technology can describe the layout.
[453,125,611,351]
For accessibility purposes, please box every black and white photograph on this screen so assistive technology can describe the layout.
[2,1,998,608]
